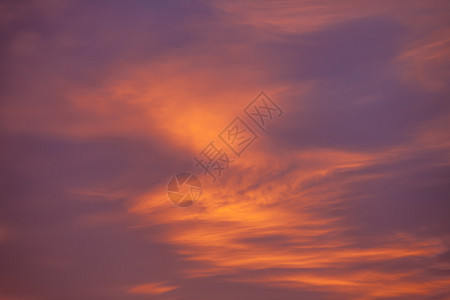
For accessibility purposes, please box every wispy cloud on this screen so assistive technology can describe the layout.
[128,281,178,295]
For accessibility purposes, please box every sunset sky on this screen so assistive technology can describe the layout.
[1,0,450,299]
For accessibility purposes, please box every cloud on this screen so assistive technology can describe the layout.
[0,0,449,299]
[128,281,178,295]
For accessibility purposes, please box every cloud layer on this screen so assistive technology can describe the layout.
[1,0,449,299]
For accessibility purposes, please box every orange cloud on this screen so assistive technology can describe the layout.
[398,28,450,91]
[127,139,448,298]
[128,281,178,295]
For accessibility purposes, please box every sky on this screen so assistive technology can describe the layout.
[0,0,450,299]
